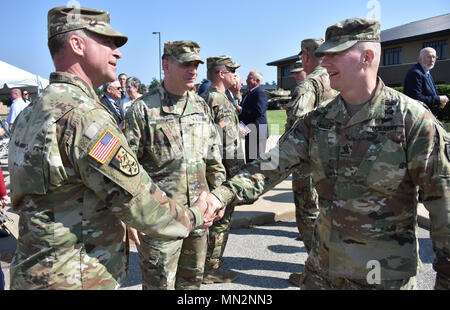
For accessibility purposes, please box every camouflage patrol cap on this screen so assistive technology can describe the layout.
[164,40,204,64]
[315,17,380,57]
[207,56,240,70]
[47,6,128,47]
[290,60,304,73]
[298,38,325,55]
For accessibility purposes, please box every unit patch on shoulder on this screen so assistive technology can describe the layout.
[89,130,120,164]
[110,146,139,176]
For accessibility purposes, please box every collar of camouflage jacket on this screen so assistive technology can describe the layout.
[49,72,99,100]
[158,86,200,116]
[311,66,327,75]
[325,77,386,127]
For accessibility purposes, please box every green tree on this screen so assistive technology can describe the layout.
[149,77,161,90]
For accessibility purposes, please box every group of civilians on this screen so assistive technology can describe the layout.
[99,73,145,128]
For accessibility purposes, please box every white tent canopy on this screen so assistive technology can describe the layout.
[0,60,49,95]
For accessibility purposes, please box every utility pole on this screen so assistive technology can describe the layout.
[152,32,162,83]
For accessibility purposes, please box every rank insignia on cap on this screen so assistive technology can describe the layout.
[219,118,231,129]
[110,146,139,176]
[89,130,120,164]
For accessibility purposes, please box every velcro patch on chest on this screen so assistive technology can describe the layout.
[89,130,120,164]
[219,118,231,129]
[110,146,139,176]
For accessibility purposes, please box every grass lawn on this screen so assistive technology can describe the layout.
[267,110,287,136]
[267,109,450,134]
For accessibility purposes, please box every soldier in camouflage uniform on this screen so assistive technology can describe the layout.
[124,41,227,290]
[289,60,307,87]
[7,7,215,290]
[285,39,339,286]
[201,56,246,284]
[281,62,305,113]
[207,18,450,290]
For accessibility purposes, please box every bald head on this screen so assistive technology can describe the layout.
[11,88,22,99]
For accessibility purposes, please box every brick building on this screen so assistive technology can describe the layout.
[267,14,450,90]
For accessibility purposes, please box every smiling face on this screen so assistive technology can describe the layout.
[107,81,122,101]
[81,31,122,88]
[321,46,364,93]
[126,82,138,98]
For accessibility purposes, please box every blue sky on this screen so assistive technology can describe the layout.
[0,0,448,87]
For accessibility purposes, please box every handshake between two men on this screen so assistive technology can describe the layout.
[128,192,225,246]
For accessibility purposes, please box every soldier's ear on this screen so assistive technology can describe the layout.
[162,58,170,73]
[363,49,375,66]
[69,34,86,57]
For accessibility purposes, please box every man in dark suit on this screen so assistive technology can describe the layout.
[100,81,123,125]
[118,73,129,99]
[239,71,269,163]
[404,47,448,118]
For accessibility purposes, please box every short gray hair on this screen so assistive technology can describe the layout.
[250,71,263,84]
[126,76,141,89]
[353,41,381,68]
[207,64,226,81]
[48,29,88,58]
[419,47,436,58]
[102,82,113,92]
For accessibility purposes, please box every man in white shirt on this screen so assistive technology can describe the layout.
[7,89,29,131]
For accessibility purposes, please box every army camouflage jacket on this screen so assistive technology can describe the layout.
[124,85,226,211]
[212,78,449,285]
[201,86,245,178]
[285,66,338,131]
[8,72,204,290]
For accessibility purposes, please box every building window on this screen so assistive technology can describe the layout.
[423,40,448,60]
[281,65,291,77]
[383,47,402,65]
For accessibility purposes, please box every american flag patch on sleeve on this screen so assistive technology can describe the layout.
[89,130,120,164]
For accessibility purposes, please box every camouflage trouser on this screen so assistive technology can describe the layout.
[137,229,207,290]
[299,265,417,290]
[292,164,319,253]
[205,204,235,271]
